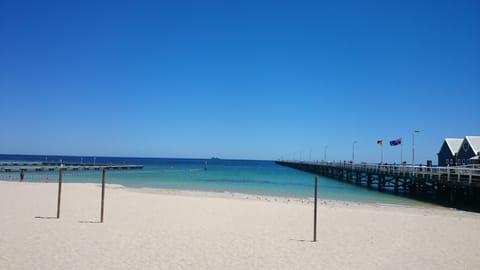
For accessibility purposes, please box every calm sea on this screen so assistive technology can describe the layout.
[0,154,425,205]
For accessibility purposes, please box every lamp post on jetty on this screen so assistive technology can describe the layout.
[352,141,358,163]
[412,130,420,165]
[324,145,328,161]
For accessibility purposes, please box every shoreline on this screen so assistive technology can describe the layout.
[1,178,441,210]
[0,180,470,219]
[126,185,446,212]
[1,178,437,209]
[0,180,461,218]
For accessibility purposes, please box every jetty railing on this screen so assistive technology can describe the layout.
[276,160,480,209]
[278,160,480,183]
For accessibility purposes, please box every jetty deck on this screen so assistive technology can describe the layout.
[276,160,480,209]
[1,162,143,172]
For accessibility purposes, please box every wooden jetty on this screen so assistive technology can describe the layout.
[276,160,480,209]
[1,163,143,172]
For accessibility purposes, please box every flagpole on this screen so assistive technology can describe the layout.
[400,138,403,163]
[412,130,420,165]
[381,143,383,163]
[378,140,384,163]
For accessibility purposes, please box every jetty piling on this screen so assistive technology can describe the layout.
[313,176,318,242]
[100,169,106,223]
[57,167,63,219]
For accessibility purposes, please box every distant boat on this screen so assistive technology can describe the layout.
[211,157,221,160]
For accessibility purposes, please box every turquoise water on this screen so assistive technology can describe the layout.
[0,155,425,205]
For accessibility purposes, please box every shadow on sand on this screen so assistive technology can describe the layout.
[289,239,315,243]
[34,216,57,219]
[79,220,102,224]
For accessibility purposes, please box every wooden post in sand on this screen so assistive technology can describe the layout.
[100,168,106,223]
[313,176,318,242]
[56,167,63,219]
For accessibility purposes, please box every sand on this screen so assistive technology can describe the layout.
[1,181,480,270]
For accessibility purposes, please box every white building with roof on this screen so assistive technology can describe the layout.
[457,136,480,165]
[438,136,480,166]
[437,138,463,166]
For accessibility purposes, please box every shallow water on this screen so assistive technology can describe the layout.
[0,155,429,206]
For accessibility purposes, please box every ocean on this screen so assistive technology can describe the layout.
[0,154,425,206]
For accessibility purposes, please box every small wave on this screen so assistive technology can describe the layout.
[196,178,277,185]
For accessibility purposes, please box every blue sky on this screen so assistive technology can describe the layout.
[1,0,479,163]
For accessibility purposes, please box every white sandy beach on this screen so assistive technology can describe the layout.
[1,181,480,270]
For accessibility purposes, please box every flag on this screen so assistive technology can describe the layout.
[377,140,383,145]
[390,138,402,146]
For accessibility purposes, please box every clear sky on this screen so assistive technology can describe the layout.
[1,0,479,163]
